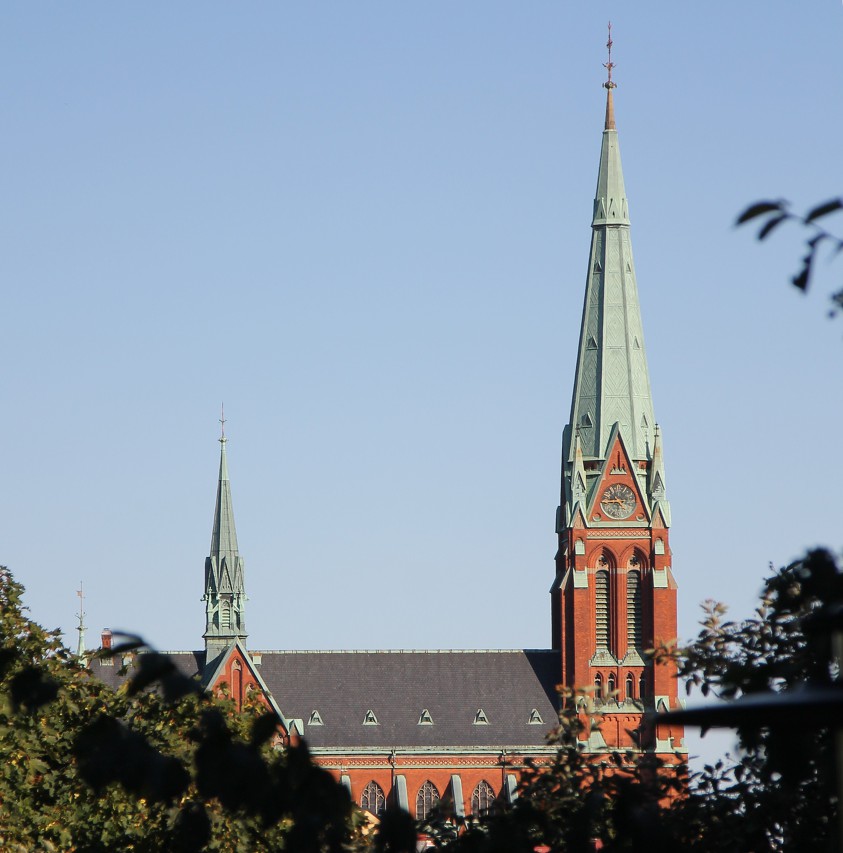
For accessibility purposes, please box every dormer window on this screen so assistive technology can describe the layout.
[308,710,324,726]
[528,708,543,725]
[363,710,379,726]
[473,709,489,725]
[418,709,434,725]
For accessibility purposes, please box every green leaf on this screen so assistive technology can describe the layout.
[736,201,785,225]
[792,259,812,292]
[757,213,789,240]
[805,198,843,222]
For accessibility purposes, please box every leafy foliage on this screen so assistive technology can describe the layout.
[737,198,843,317]
[0,566,364,852]
[651,548,843,851]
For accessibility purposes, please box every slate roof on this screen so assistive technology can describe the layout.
[90,648,561,751]
[90,650,203,693]
[255,649,560,750]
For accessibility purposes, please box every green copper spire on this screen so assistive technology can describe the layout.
[560,67,664,525]
[203,408,247,661]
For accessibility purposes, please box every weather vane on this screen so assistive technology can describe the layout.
[603,21,616,90]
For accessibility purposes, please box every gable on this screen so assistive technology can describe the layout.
[587,427,649,526]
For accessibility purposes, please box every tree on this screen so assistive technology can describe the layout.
[0,565,364,852]
[652,548,843,851]
[737,199,843,319]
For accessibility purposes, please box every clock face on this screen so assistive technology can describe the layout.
[600,484,636,520]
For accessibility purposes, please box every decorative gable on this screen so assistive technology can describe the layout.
[587,427,649,526]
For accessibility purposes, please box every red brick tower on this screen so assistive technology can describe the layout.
[551,49,683,754]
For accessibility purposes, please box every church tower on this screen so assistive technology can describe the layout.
[203,416,248,663]
[551,40,680,749]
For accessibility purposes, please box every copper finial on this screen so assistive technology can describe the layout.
[603,22,616,90]
[603,22,617,130]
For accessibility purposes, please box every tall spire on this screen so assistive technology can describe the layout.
[203,407,247,661]
[563,44,657,492]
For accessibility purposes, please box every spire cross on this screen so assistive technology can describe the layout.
[219,403,227,446]
[603,22,616,90]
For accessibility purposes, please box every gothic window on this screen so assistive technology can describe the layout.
[416,780,440,821]
[627,568,642,651]
[594,672,603,697]
[595,569,611,652]
[361,781,386,817]
[221,600,231,631]
[626,673,635,700]
[232,661,243,710]
[607,673,616,696]
[471,780,496,816]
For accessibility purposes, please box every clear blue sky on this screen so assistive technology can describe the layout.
[2,3,841,764]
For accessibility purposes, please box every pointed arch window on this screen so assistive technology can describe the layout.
[627,569,642,652]
[626,673,635,700]
[594,672,603,697]
[471,780,496,817]
[607,673,616,696]
[361,781,386,817]
[416,780,440,821]
[595,569,611,652]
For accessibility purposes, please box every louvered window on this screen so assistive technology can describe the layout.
[221,600,231,630]
[361,781,385,817]
[471,780,496,816]
[595,570,610,651]
[416,780,440,821]
[627,570,642,651]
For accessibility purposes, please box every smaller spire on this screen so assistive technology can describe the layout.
[76,582,87,660]
[603,22,617,131]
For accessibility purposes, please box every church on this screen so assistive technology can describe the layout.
[95,70,685,822]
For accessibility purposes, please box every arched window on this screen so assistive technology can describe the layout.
[607,673,616,696]
[595,569,611,652]
[627,568,642,651]
[361,781,386,817]
[231,661,243,710]
[594,672,603,697]
[416,781,440,821]
[626,673,635,700]
[471,780,496,817]
[221,600,231,630]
